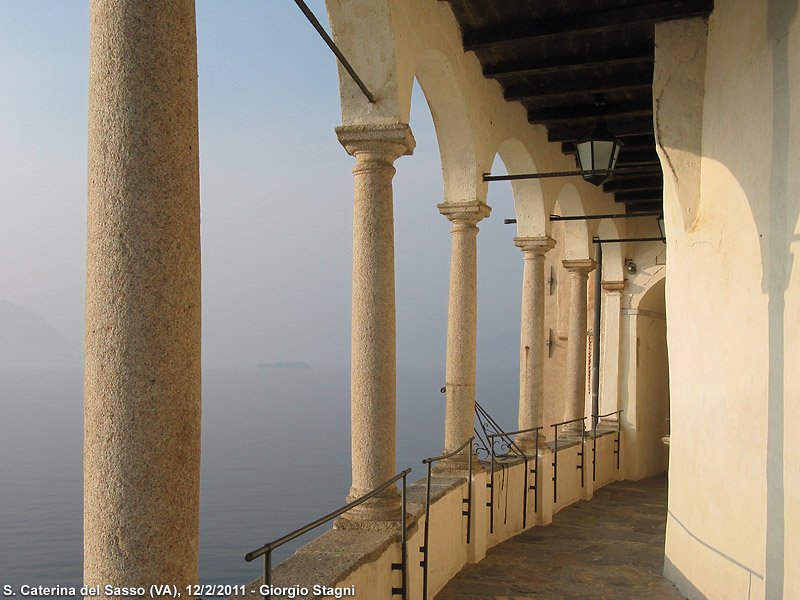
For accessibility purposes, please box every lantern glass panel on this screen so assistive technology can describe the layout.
[611,143,621,169]
[593,139,615,172]
[576,141,593,172]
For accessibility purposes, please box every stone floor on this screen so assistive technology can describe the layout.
[435,476,686,600]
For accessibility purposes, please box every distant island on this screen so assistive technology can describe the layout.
[257,361,311,370]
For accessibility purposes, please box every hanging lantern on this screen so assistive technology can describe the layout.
[574,118,624,186]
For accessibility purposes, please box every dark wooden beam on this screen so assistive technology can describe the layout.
[604,175,663,193]
[463,0,714,51]
[614,189,663,203]
[547,118,654,142]
[615,150,661,166]
[626,201,663,213]
[505,72,652,103]
[485,45,654,79]
[562,135,655,154]
[529,100,653,125]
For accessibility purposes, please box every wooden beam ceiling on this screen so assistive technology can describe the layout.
[440,0,715,214]
[505,72,653,103]
[528,99,653,125]
[462,0,715,51]
[546,118,654,142]
[484,45,654,79]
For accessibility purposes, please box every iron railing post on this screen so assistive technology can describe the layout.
[579,424,586,488]
[420,437,473,600]
[464,447,473,544]
[245,469,412,600]
[391,472,408,599]
[552,425,559,504]
[488,439,495,534]
[532,429,539,514]
[263,551,271,600]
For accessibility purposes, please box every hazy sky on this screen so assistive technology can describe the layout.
[0,1,521,370]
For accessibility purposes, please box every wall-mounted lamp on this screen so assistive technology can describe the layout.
[657,215,666,240]
[626,260,638,275]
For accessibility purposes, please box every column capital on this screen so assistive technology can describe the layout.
[514,236,556,256]
[562,258,597,274]
[602,280,626,292]
[437,201,492,226]
[335,123,416,162]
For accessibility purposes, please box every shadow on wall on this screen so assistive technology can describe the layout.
[665,511,764,599]
[763,2,798,598]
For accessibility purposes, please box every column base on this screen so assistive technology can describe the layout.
[562,422,586,437]
[513,432,549,455]
[335,488,401,526]
[433,449,486,474]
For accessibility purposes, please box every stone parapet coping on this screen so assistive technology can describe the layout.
[231,475,466,600]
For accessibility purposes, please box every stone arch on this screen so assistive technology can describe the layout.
[412,49,478,203]
[625,270,669,480]
[595,219,625,282]
[494,138,547,237]
[554,183,590,260]
[325,0,403,124]
[631,266,667,311]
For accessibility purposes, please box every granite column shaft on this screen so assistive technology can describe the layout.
[84,1,201,594]
[439,201,491,466]
[337,124,414,520]
[563,259,596,431]
[515,237,556,449]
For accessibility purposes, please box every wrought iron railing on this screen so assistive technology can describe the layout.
[551,417,587,503]
[591,410,623,480]
[473,401,513,461]
[485,426,542,533]
[420,437,474,600]
[244,469,412,600]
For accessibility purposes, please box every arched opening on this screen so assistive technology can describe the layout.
[628,275,670,479]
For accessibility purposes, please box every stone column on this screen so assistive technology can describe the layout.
[438,201,491,467]
[599,281,626,419]
[84,1,201,595]
[336,124,415,521]
[514,236,556,450]
[562,259,596,432]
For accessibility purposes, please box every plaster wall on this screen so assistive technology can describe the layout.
[654,2,800,598]
[592,432,624,489]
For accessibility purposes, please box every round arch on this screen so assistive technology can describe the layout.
[631,266,667,311]
[554,183,590,259]
[412,49,478,204]
[595,219,625,282]
[492,138,547,237]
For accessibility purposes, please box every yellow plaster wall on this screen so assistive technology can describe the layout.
[657,2,800,597]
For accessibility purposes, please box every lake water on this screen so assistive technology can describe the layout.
[0,367,519,594]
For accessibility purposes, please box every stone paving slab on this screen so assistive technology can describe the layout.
[435,476,686,600]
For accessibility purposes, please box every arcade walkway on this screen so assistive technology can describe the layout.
[435,476,685,600]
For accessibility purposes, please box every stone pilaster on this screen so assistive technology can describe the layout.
[438,201,491,469]
[562,259,596,432]
[599,281,626,419]
[336,123,415,520]
[514,236,556,451]
[84,2,201,596]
